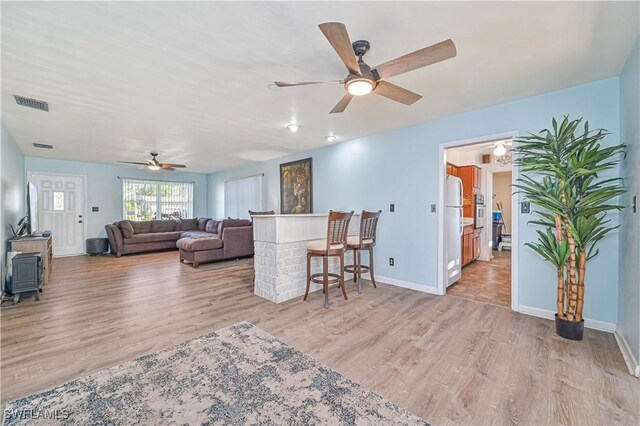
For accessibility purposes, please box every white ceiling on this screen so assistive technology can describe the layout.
[2,2,638,173]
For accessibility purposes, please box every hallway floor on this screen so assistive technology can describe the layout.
[447,250,511,307]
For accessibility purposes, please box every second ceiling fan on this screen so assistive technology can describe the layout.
[274,22,457,114]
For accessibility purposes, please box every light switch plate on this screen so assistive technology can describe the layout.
[390,204,395,213]
[92,206,99,212]
[430,204,437,213]
[521,201,531,214]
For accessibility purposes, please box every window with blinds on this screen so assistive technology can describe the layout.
[122,179,194,221]
[224,174,264,219]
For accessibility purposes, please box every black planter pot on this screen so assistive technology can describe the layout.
[555,314,584,341]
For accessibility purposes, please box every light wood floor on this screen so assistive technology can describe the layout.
[448,250,511,307]
[2,251,638,425]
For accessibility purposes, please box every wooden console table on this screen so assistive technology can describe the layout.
[10,236,53,285]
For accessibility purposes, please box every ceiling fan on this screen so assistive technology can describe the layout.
[273,22,457,114]
[118,152,186,171]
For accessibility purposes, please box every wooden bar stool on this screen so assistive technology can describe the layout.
[345,210,381,294]
[305,210,354,309]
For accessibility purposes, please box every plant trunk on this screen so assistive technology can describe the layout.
[554,214,565,318]
[565,223,578,321]
[556,269,565,319]
[555,215,563,242]
[575,249,587,322]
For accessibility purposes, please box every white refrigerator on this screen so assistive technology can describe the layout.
[445,175,463,287]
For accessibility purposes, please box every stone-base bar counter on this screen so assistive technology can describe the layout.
[253,214,359,303]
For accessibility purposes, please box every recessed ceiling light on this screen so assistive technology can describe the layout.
[493,142,507,156]
[325,135,337,142]
[287,123,300,132]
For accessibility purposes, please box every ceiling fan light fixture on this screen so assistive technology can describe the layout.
[493,142,507,157]
[148,165,161,171]
[346,78,373,96]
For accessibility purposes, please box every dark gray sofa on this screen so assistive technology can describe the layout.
[105,218,253,266]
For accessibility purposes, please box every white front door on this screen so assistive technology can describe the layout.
[28,172,86,256]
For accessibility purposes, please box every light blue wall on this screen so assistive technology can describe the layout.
[208,77,621,324]
[25,157,208,240]
[1,123,26,282]
[618,36,640,365]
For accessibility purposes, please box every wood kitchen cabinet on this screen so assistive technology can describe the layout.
[458,165,483,267]
[474,167,482,190]
[462,225,482,267]
[458,165,481,192]
[446,162,458,176]
[458,165,481,218]
[472,229,481,260]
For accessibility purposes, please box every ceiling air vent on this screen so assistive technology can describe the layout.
[14,95,49,112]
[33,143,54,149]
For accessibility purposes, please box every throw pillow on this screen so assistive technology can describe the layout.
[206,220,220,234]
[150,220,177,233]
[130,221,151,234]
[197,218,210,231]
[180,218,198,231]
[118,221,134,238]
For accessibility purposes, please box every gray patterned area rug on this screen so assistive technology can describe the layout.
[4,322,429,425]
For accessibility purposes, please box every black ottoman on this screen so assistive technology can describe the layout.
[86,238,109,255]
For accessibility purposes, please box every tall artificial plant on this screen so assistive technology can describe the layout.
[514,116,626,323]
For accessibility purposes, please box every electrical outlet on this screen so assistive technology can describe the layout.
[430,204,437,213]
[390,204,395,213]
[521,201,531,214]
[389,257,395,266]
[92,206,99,212]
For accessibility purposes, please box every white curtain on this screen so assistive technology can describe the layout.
[224,174,264,219]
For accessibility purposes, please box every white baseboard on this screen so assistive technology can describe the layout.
[614,329,640,378]
[375,275,439,295]
[518,305,617,332]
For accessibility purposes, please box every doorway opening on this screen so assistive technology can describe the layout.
[437,132,519,310]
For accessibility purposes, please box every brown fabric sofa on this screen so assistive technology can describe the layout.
[105,218,253,265]
[176,219,254,268]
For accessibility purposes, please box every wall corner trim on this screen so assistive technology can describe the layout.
[375,275,439,295]
[518,305,616,332]
[614,328,640,378]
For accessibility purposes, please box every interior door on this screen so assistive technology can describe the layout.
[29,173,86,256]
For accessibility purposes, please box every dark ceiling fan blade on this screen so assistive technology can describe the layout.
[373,39,456,80]
[329,93,353,114]
[161,163,186,169]
[274,80,341,88]
[318,22,361,76]
[374,80,422,105]
[118,161,151,166]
